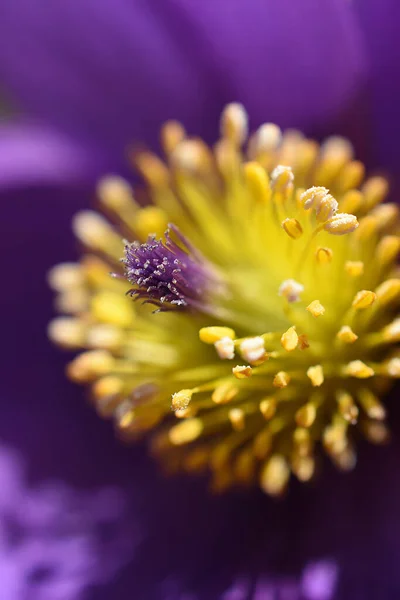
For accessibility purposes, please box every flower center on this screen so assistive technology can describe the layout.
[48,104,400,496]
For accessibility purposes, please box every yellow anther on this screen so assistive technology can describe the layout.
[72,211,117,249]
[315,247,333,264]
[87,324,123,351]
[97,176,134,211]
[273,371,291,388]
[385,358,400,377]
[220,102,248,145]
[67,350,114,383]
[301,186,330,210]
[280,326,299,352]
[229,408,245,431]
[134,206,168,240]
[293,428,311,457]
[383,318,400,341]
[306,300,325,317]
[253,123,282,153]
[376,236,400,266]
[375,279,400,305]
[47,317,86,349]
[93,376,123,400]
[362,176,389,210]
[371,203,399,229]
[292,456,315,482]
[212,382,239,404]
[240,337,265,363]
[47,263,84,291]
[315,194,338,223]
[358,389,386,420]
[282,218,303,239]
[134,152,170,188]
[337,325,358,344]
[161,120,186,155]
[345,261,364,277]
[278,279,304,303]
[169,418,203,445]
[306,365,324,387]
[323,213,358,235]
[260,455,290,497]
[243,162,271,204]
[214,337,235,360]
[337,391,358,424]
[296,402,317,427]
[91,292,135,327]
[171,389,194,411]
[344,360,375,378]
[172,139,211,172]
[199,326,236,344]
[270,165,294,193]
[339,190,363,214]
[233,365,253,379]
[352,290,376,310]
[259,397,277,420]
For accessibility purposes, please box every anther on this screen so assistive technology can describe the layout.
[306,300,325,317]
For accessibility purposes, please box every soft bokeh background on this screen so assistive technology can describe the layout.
[0,1,399,598]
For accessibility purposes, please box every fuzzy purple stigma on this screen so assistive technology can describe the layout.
[123,225,219,310]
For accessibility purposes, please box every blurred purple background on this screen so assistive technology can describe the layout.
[0,1,399,598]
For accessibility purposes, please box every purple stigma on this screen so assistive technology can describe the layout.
[123,224,219,310]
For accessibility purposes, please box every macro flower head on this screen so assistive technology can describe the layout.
[49,103,400,498]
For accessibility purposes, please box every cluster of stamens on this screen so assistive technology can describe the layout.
[48,103,400,497]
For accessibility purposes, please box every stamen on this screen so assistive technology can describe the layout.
[220,103,248,146]
[260,455,290,496]
[307,365,324,387]
[199,326,236,344]
[239,337,265,363]
[315,247,333,264]
[171,389,194,411]
[323,213,359,235]
[352,290,376,310]
[282,218,303,239]
[279,279,304,303]
[214,337,235,360]
[273,371,291,388]
[345,261,364,277]
[306,300,325,318]
[344,360,375,378]
[281,326,299,352]
[233,365,253,379]
[337,326,358,344]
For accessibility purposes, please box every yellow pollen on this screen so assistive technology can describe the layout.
[67,350,114,383]
[345,261,364,277]
[214,337,235,360]
[323,213,359,235]
[270,165,294,194]
[233,365,253,379]
[352,290,376,310]
[281,326,299,351]
[97,176,135,212]
[199,326,236,344]
[273,371,291,388]
[282,218,303,239]
[345,360,375,378]
[306,300,325,317]
[240,337,265,363]
[307,365,324,387]
[337,326,358,344]
[171,389,194,411]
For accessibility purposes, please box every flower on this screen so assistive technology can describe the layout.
[1,0,400,597]
[49,103,400,499]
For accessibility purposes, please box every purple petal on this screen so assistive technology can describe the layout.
[0,0,365,160]
[0,123,106,188]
